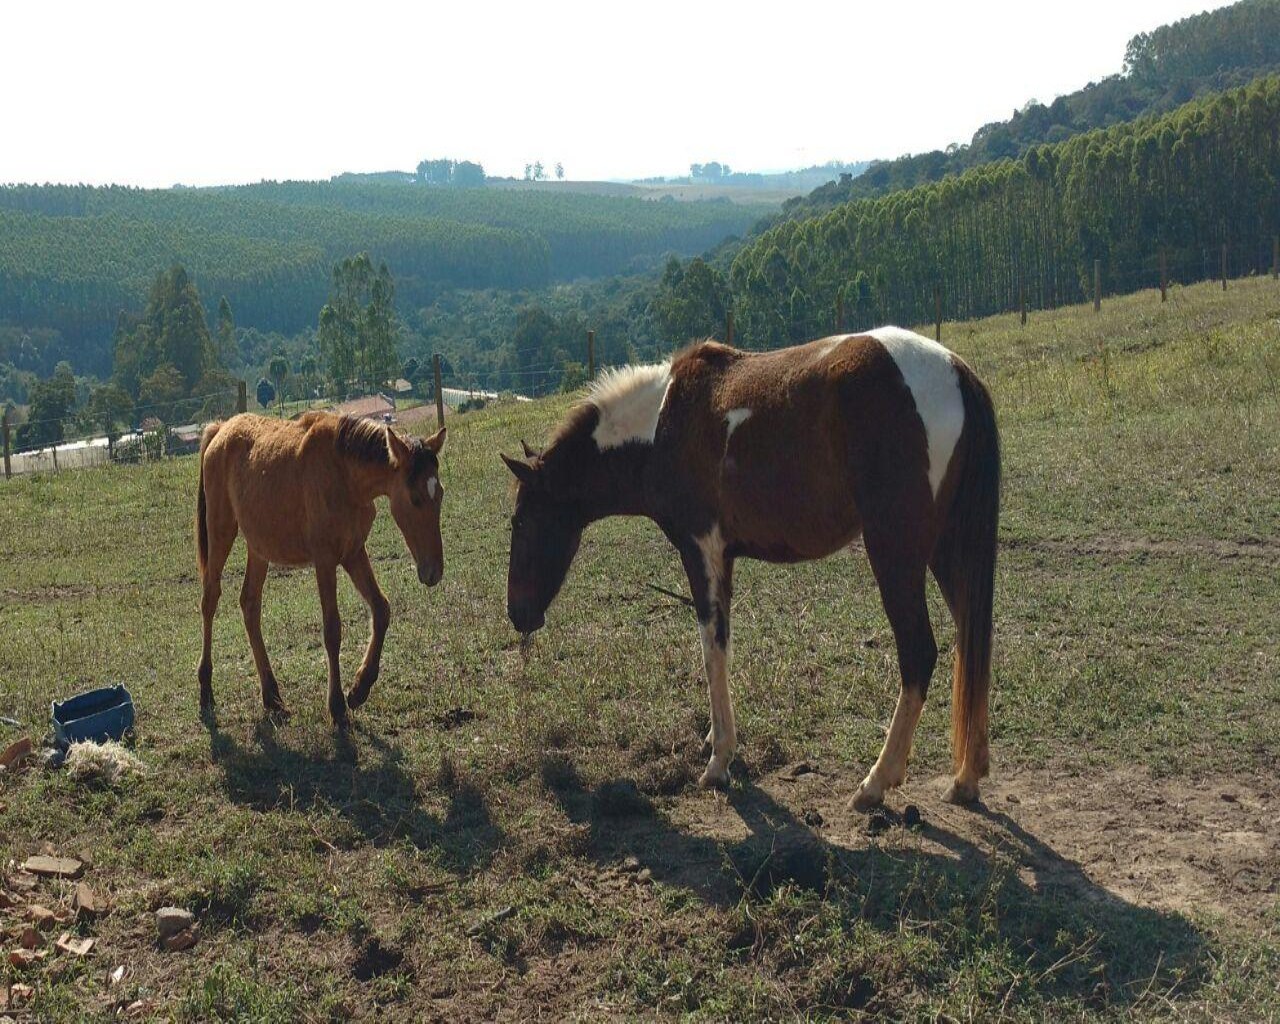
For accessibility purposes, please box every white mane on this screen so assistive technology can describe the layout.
[587,362,673,450]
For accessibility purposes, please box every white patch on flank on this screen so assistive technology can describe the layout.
[868,326,965,498]
[588,362,673,450]
[426,476,438,500]
[724,408,752,438]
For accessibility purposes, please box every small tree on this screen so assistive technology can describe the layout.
[559,361,588,392]
[256,377,276,410]
[84,383,135,458]
[268,354,289,413]
[555,162,564,181]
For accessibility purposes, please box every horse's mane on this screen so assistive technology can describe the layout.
[546,361,674,452]
[335,415,392,465]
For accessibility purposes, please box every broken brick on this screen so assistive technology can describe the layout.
[21,856,84,880]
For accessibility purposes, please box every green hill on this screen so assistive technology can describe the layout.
[725,77,1280,348]
[780,0,1280,221]
[0,182,772,376]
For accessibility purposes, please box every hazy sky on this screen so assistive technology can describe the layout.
[3,0,1228,187]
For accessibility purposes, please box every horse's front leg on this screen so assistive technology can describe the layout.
[680,531,736,789]
[315,562,347,727]
[342,546,390,711]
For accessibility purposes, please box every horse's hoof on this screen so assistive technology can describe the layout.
[264,701,291,722]
[698,765,730,790]
[942,779,980,806]
[346,686,370,711]
[849,782,883,813]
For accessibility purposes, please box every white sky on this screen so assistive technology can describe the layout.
[1,0,1229,187]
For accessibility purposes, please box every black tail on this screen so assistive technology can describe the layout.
[196,423,220,573]
[932,360,1000,778]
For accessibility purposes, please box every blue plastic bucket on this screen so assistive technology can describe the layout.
[51,685,135,746]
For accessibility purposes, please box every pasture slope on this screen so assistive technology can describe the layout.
[1,277,1278,1021]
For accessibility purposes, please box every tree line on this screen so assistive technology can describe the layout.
[0,181,766,379]
[779,0,1280,222]
[723,76,1280,347]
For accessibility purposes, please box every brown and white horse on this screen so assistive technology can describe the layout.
[502,327,999,808]
[196,412,446,725]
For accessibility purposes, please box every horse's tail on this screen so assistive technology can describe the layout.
[196,422,221,574]
[933,359,1000,779]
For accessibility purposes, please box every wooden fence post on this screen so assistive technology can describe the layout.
[1221,242,1228,291]
[2,409,10,480]
[725,310,734,347]
[1093,260,1101,313]
[236,380,247,414]
[587,330,595,378]
[836,292,844,332]
[1019,274,1026,326]
[1160,247,1168,303]
[934,284,941,342]
[433,354,445,428]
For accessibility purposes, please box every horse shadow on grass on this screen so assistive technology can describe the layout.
[203,713,502,873]
[543,758,1212,1014]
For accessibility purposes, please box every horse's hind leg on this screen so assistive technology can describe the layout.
[851,527,937,812]
[342,546,390,711]
[241,550,288,718]
[197,504,236,714]
[315,562,347,727]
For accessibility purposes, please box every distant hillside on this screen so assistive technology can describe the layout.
[0,181,773,376]
[782,0,1280,221]
[725,76,1280,348]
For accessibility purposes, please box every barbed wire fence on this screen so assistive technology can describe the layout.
[3,237,1277,481]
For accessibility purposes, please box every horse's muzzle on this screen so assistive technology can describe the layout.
[418,561,442,587]
[508,602,544,635]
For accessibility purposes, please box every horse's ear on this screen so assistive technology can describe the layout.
[424,426,447,453]
[385,427,411,468]
[500,453,537,485]
[520,439,542,460]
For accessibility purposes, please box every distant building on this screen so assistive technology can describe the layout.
[331,394,396,420]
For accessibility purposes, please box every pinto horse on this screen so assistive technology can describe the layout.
[502,327,999,808]
[196,412,446,724]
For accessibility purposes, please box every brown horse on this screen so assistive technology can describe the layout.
[196,411,446,724]
[502,327,999,809]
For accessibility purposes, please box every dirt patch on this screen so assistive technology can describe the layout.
[1003,535,1280,563]
[664,764,1279,923]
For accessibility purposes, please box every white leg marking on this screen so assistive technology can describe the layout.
[852,688,924,810]
[695,526,735,788]
[867,326,965,498]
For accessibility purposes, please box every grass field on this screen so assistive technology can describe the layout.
[2,277,1279,1020]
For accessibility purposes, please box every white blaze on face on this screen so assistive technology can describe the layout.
[868,326,965,499]
[426,476,438,500]
[589,362,673,450]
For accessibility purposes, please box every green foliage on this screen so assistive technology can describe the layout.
[559,361,588,392]
[0,181,765,375]
[112,266,219,400]
[317,254,400,397]
[650,256,729,346]
[786,0,1280,217]
[416,158,486,187]
[730,77,1280,344]
[15,360,75,447]
[256,376,275,410]
[83,383,135,446]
